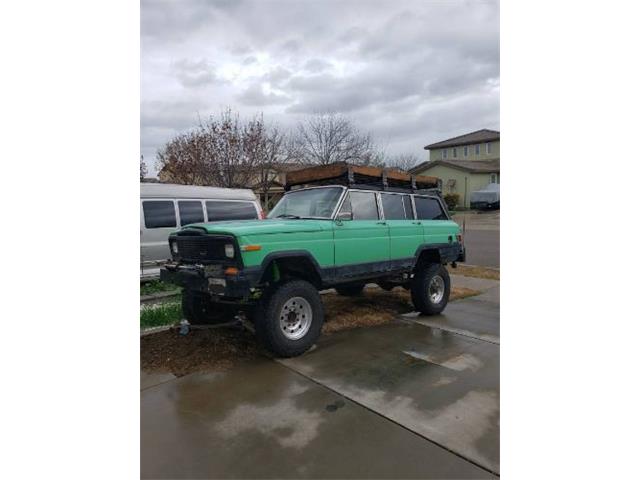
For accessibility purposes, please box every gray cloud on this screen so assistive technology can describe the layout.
[141,0,499,175]
[172,58,219,87]
[237,84,292,106]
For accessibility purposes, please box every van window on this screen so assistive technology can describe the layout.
[178,201,204,225]
[402,195,414,219]
[143,201,176,228]
[381,193,405,220]
[206,201,258,221]
[414,197,448,220]
[341,191,379,220]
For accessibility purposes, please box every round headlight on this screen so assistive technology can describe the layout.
[171,241,178,255]
[224,244,235,258]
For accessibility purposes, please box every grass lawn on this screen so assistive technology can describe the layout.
[140,280,180,297]
[140,301,182,328]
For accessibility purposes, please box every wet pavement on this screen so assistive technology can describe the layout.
[141,286,500,478]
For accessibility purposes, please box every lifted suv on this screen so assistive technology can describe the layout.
[161,164,465,357]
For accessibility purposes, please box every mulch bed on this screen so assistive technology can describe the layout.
[141,286,480,376]
[141,325,264,377]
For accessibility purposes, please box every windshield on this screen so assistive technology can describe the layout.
[268,187,344,219]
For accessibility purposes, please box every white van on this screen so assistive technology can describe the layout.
[140,183,263,279]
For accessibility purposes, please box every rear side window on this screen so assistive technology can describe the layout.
[402,195,414,219]
[178,201,204,225]
[341,191,379,220]
[381,193,405,220]
[143,201,176,228]
[206,201,258,221]
[414,197,448,220]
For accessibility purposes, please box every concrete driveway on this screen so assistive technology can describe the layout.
[141,277,499,479]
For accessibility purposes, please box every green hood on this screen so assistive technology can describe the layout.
[180,218,334,236]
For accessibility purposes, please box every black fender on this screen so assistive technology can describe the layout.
[254,250,324,286]
[414,242,462,266]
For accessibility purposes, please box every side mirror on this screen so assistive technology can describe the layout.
[336,211,353,221]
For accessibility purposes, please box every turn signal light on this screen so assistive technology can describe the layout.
[224,267,239,276]
[241,245,262,252]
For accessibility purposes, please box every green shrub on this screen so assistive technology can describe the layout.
[444,193,460,210]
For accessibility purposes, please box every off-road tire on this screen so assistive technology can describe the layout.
[254,280,324,357]
[411,263,451,315]
[335,283,365,296]
[181,289,235,325]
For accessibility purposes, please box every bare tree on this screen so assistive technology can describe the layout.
[386,153,421,172]
[252,125,291,210]
[156,109,289,197]
[288,113,380,166]
[140,155,148,181]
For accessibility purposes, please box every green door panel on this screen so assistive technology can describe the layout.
[333,220,390,265]
[386,220,424,259]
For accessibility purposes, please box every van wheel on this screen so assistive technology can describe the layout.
[182,289,235,325]
[254,280,324,357]
[411,264,451,315]
[335,283,365,296]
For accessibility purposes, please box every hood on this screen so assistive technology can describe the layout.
[180,218,334,236]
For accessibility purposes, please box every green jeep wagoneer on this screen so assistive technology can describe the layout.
[161,164,465,357]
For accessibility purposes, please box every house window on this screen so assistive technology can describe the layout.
[463,145,468,157]
[486,142,492,154]
[490,173,498,184]
[442,149,447,159]
[453,148,457,158]
[475,144,480,155]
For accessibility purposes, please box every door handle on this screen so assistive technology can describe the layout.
[412,221,422,225]
[377,221,387,225]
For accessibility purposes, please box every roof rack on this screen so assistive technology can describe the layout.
[284,163,441,193]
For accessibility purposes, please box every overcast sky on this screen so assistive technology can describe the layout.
[141,0,499,176]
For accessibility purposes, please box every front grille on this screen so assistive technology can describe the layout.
[176,234,233,263]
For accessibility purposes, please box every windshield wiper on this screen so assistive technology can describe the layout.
[275,214,302,219]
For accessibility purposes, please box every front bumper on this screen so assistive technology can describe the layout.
[160,263,259,299]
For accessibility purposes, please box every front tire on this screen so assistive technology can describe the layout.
[411,264,451,315]
[254,280,324,357]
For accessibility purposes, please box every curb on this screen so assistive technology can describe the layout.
[140,289,181,304]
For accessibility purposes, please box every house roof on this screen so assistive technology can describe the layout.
[424,129,500,150]
[410,159,500,175]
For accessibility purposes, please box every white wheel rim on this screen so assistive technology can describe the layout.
[428,275,445,304]
[279,297,313,340]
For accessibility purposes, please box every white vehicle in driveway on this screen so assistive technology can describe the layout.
[140,183,263,280]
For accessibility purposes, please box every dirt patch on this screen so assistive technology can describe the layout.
[141,286,481,376]
[141,326,263,377]
[321,286,480,334]
[449,264,500,281]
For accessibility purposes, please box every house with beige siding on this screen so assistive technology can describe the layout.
[410,129,500,208]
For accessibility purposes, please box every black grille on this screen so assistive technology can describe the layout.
[176,235,231,263]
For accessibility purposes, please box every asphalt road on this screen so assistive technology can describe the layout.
[463,229,500,268]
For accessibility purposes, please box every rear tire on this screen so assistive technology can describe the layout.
[411,264,450,315]
[181,289,236,325]
[254,280,324,357]
[335,283,365,296]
